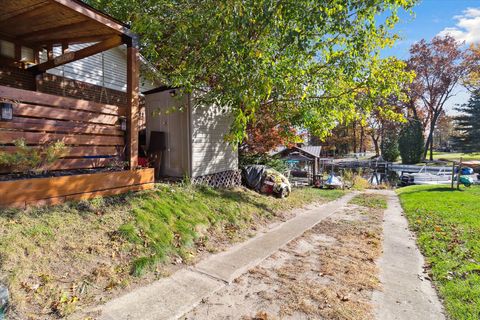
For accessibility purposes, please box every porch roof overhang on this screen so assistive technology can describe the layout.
[0,0,134,48]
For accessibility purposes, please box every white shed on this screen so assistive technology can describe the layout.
[144,88,240,186]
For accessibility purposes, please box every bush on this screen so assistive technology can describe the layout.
[381,128,400,162]
[399,119,424,164]
[342,169,370,190]
[0,139,67,174]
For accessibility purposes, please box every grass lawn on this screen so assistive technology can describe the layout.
[0,184,344,319]
[349,193,387,209]
[397,185,480,320]
[432,152,480,162]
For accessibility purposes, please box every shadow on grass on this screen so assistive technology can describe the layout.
[195,184,276,214]
[398,186,467,195]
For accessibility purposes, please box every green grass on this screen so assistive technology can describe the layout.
[0,184,345,317]
[432,152,480,162]
[121,184,345,275]
[349,194,387,209]
[397,185,480,320]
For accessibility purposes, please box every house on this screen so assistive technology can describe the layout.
[1,38,157,128]
[0,0,156,208]
[0,0,239,209]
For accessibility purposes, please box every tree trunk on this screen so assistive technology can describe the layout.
[359,125,364,153]
[371,135,380,156]
[352,122,357,153]
[424,113,440,161]
[429,136,434,161]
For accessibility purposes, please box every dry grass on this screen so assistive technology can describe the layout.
[185,196,386,320]
[0,184,345,319]
[273,208,383,320]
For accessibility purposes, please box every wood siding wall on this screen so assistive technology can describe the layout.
[0,85,126,171]
[190,103,238,177]
[44,45,156,93]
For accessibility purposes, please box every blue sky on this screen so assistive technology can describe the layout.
[381,0,480,113]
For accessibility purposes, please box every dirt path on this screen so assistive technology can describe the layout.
[183,196,384,320]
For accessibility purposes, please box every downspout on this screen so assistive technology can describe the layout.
[187,93,193,180]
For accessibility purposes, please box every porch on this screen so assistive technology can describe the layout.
[0,0,154,208]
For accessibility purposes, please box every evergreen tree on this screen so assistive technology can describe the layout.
[453,91,480,152]
[399,119,424,164]
[381,127,400,162]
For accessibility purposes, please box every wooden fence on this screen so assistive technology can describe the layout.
[0,85,126,171]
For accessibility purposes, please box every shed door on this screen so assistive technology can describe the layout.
[145,92,189,177]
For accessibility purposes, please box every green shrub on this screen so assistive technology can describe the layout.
[381,128,400,162]
[399,119,424,164]
[0,139,68,174]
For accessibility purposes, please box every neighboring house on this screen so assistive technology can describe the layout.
[275,145,322,184]
[144,87,240,188]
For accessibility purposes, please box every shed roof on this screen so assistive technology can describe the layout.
[0,0,133,48]
[274,145,322,159]
[299,146,322,158]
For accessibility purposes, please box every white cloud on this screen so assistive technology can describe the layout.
[438,7,480,44]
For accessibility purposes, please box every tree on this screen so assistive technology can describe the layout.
[239,104,300,155]
[85,0,416,143]
[452,91,480,152]
[399,119,424,164]
[407,36,467,160]
[463,44,480,92]
[381,125,400,162]
[433,113,454,150]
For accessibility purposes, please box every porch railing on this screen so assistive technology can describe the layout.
[0,85,126,172]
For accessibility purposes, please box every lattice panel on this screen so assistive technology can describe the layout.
[192,170,241,188]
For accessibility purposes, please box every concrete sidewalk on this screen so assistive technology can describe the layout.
[372,190,445,320]
[94,192,356,320]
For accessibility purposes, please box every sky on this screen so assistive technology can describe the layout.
[380,0,480,114]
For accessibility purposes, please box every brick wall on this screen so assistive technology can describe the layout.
[0,66,146,127]
[0,66,36,90]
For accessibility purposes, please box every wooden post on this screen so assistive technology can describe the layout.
[61,42,69,54]
[47,45,54,61]
[126,36,139,169]
[456,157,462,190]
[451,161,455,190]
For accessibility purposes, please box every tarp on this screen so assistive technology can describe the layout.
[242,165,291,198]
[242,165,267,191]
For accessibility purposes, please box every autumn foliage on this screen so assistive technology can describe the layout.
[240,107,300,155]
